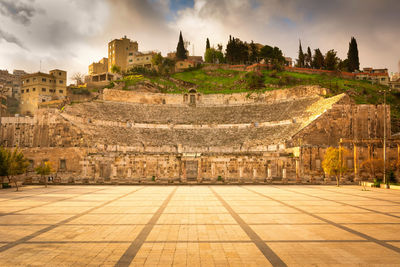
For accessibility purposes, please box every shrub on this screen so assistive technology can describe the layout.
[243,71,264,90]
[217,176,222,182]
[71,87,90,95]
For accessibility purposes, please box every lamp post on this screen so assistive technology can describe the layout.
[379,87,391,189]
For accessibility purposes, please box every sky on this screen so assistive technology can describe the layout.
[1,0,399,83]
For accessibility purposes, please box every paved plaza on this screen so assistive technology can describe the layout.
[0,185,400,266]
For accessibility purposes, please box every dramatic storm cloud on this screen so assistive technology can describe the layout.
[1,0,399,82]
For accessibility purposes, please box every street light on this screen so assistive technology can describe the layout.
[379,87,392,188]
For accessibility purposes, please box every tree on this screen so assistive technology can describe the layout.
[305,47,312,68]
[249,41,259,63]
[259,45,285,64]
[0,147,29,191]
[176,31,187,60]
[8,148,29,191]
[0,147,11,184]
[35,161,53,188]
[151,53,163,67]
[260,45,274,61]
[322,147,348,186]
[225,36,248,64]
[325,49,339,71]
[206,38,210,50]
[296,40,305,68]
[338,59,349,72]
[347,37,360,72]
[111,64,121,74]
[312,48,325,69]
[72,72,85,86]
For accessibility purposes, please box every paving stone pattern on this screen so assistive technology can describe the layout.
[1,185,400,266]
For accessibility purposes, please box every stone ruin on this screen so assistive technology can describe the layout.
[1,85,398,184]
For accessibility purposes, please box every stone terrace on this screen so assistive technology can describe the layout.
[1,185,400,266]
[64,97,320,125]
[87,123,303,147]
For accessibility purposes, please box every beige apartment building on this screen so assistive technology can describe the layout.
[89,58,108,75]
[20,70,67,115]
[127,51,157,69]
[108,36,138,72]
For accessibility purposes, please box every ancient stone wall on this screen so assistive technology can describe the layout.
[292,104,390,147]
[102,86,327,106]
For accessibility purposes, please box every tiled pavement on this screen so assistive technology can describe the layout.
[0,185,400,266]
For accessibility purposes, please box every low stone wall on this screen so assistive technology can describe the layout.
[102,86,327,106]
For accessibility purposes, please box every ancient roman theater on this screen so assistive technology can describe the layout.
[1,86,397,184]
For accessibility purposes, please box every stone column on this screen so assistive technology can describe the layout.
[282,168,287,184]
[339,143,343,182]
[295,159,301,184]
[354,143,359,182]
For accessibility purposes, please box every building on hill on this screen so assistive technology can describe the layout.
[127,51,157,69]
[108,36,138,72]
[175,59,197,72]
[188,56,203,64]
[284,57,293,67]
[355,71,390,86]
[390,79,400,90]
[89,58,108,75]
[0,94,6,116]
[20,69,67,116]
[0,69,27,99]
[0,86,398,184]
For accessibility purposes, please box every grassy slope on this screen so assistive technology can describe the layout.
[170,68,400,132]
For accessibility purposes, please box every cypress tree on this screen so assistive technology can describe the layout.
[297,40,305,68]
[347,37,360,72]
[313,48,325,69]
[206,38,210,50]
[306,46,312,68]
[176,31,187,60]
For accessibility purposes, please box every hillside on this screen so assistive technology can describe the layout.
[111,68,400,133]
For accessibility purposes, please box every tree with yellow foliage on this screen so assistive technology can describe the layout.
[35,161,53,188]
[322,147,349,187]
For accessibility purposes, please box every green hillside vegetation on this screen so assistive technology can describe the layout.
[114,67,400,132]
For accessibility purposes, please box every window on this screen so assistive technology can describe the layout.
[42,99,46,102]
[21,89,24,93]
[26,79,29,83]
[28,160,34,170]
[59,90,63,94]
[42,78,46,82]
[33,78,36,82]
[59,80,63,84]
[33,88,36,91]
[26,88,29,93]
[129,52,133,56]
[180,63,183,66]
[129,59,133,62]
[315,159,321,170]
[59,72,61,76]
[42,88,46,92]
[49,89,55,93]
[59,159,66,170]
[146,57,149,60]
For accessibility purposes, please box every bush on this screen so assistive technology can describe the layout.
[243,71,264,90]
[104,82,114,89]
[128,66,158,77]
[217,176,223,182]
[373,178,381,187]
[71,87,90,95]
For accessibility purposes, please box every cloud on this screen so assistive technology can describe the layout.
[0,28,27,49]
[0,0,39,25]
[0,0,399,83]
